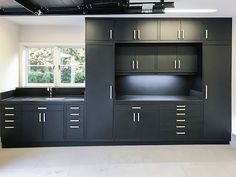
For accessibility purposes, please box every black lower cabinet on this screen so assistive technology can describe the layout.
[203,45,231,140]
[114,104,159,141]
[86,44,114,140]
[21,104,64,142]
[160,102,203,141]
[1,104,21,142]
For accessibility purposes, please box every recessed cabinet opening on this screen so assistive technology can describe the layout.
[115,43,202,101]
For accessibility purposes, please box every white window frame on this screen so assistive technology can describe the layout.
[20,43,85,88]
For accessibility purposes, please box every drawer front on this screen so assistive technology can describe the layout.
[66,104,84,139]
[22,104,63,111]
[115,104,158,111]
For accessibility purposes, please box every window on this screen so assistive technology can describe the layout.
[23,45,85,87]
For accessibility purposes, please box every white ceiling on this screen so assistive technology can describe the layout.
[2,0,236,26]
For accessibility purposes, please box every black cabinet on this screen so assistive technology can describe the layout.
[157,46,198,73]
[160,19,203,41]
[114,104,159,141]
[1,104,21,141]
[115,19,158,41]
[65,103,84,139]
[22,104,64,142]
[203,19,232,41]
[86,44,114,140]
[116,45,155,73]
[160,102,203,140]
[203,45,231,140]
[86,19,114,41]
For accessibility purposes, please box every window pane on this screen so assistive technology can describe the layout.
[28,47,54,65]
[28,66,54,83]
[59,47,85,85]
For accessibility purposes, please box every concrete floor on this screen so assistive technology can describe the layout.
[0,145,236,177]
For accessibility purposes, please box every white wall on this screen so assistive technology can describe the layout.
[0,19,19,92]
[19,23,85,43]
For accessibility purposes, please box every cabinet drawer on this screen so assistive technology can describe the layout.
[22,105,63,111]
[115,104,158,111]
[66,125,84,139]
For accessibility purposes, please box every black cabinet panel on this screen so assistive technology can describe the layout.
[86,19,114,41]
[203,45,231,139]
[43,111,63,141]
[136,20,158,41]
[203,19,232,41]
[86,44,114,140]
[181,19,203,41]
[115,20,136,41]
[160,20,180,41]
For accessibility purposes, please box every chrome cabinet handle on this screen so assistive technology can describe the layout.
[70,107,80,110]
[43,113,46,122]
[178,60,181,69]
[5,120,14,123]
[70,126,79,129]
[5,107,14,110]
[176,132,186,135]
[5,126,14,129]
[133,30,136,40]
[205,85,208,99]
[4,114,15,116]
[136,60,139,70]
[132,106,141,110]
[182,30,185,39]
[109,29,113,39]
[70,113,79,116]
[109,85,113,100]
[70,119,80,122]
[133,112,136,122]
[176,105,186,108]
[174,60,177,69]
[177,30,181,40]
[176,108,185,111]
[137,112,140,122]
[176,113,186,116]
[38,107,47,110]
[176,126,186,129]
[39,113,42,122]
[176,119,186,122]
[137,30,141,39]
[205,29,208,39]
[132,60,135,70]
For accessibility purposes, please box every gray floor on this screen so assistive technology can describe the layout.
[0,145,236,177]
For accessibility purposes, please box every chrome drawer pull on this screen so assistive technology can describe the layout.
[38,107,47,110]
[70,107,80,110]
[70,119,80,122]
[176,113,186,116]
[5,126,14,129]
[70,113,80,116]
[70,125,80,129]
[5,120,14,123]
[5,107,14,110]
[176,132,185,135]
[176,119,186,122]
[4,114,15,116]
[176,126,185,129]
[176,109,186,111]
[176,105,186,108]
[132,106,141,110]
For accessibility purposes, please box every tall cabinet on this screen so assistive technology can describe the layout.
[86,44,114,140]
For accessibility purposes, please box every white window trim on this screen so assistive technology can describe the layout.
[19,43,85,88]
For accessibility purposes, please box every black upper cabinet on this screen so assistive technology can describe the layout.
[203,19,232,41]
[157,46,198,73]
[115,19,158,41]
[116,45,155,73]
[86,19,114,41]
[86,44,114,140]
[203,45,231,140]
[160,19,203,41]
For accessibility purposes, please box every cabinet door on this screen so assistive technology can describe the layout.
[135,46,155,72]
[86,44,114,140]
[203,45,231,140]
[137,110,159,140]
[22,112,42,141]
[156,46,177,72]
[116,46,136,72]
[181,19,203,41]
[86,19,114,41]
[115,20,137,41]
[177,47,198,73]
[136,20,158,41]
[203,19,232,41]
[160,19,180,41]
[114,110,137,140]
[43,111,64,141]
